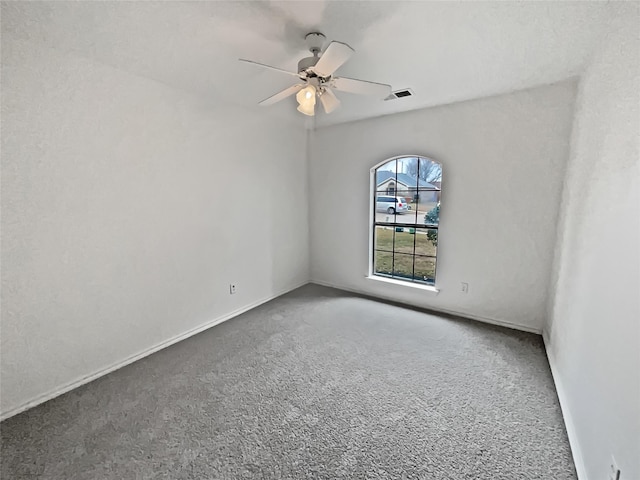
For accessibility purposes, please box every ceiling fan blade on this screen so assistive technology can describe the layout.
[239,59,301,77]
[320,88,341,114]
[259,84,304,106]
[311,41,354,77]
[331,77,391,99]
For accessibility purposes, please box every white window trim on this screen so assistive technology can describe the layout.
[365,274,440,293]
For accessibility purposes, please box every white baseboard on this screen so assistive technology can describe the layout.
[0,281,308,421]
[310,278,542,334]
[542,330,588,480]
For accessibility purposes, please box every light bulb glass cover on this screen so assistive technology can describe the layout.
[297,102,315,116]
[295,84,316,116]
[296,85,316,106]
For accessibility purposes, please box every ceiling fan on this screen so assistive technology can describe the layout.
[239,32,391,116]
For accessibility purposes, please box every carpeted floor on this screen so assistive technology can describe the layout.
[1,284,576,479]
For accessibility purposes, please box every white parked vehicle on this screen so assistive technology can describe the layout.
[376,196,409,215]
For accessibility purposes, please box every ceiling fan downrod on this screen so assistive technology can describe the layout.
[298,32,326,76]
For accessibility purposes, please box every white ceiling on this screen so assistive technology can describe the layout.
[2,1,612,127]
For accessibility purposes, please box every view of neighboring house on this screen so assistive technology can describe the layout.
[376,170,440,202]
[430,181,442,202]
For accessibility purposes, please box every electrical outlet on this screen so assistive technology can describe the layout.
[229,284,236,295]
[461,282,469,293]
[609,455,621,480]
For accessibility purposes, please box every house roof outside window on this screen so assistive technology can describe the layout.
[376,170,439,190]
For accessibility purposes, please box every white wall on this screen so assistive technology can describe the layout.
[545,5,640,480]
[309,82,577,333]
[0,35,309,418]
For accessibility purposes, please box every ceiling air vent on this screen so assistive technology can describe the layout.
[385,88,414,101]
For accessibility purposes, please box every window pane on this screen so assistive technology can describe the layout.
[375,160,398,197]
[396,157,416,178]
[374,193,400,223]
[415,194,439,226]
[374,226,394,252]
[417,158,442,185]
[374,250,394,276]
[394,196,411,218]
[392,253,415,280]
[415,228,437,256]
[414,256,436,284]
[393,228,416,254]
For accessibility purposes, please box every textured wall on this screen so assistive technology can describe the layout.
[0,37,309,417]
[309,82,577,332]
[546,5,640,479]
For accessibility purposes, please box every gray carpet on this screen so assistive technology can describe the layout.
[1,284,576,479]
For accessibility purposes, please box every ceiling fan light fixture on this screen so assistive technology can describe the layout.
[296,84,316,103]
[296,85,316,116]
[297,102,315,116]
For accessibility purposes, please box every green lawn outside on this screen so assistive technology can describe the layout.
[374,228,437,281]
[375,228,436,256]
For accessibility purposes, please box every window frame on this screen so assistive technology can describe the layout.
[369,155,442,288]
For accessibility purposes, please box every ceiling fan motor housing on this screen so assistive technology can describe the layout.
[298,56,320,75]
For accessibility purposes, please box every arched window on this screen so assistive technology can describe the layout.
[372,156,442,286]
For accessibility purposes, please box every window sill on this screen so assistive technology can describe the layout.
[365,275,440,294]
